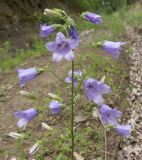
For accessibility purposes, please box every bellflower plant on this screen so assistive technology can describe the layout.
[65,70,82,87]
[14,108,38,129]
[39,24,56,38]
[99,104,122,126]
[82,12,102,24]
[11,8,132,160]
[46,32,77,63]
[84,78,111,105]
[16,68,38,87]
[101,41,126,58]
[48,100,62,114]
[115,124,132,137]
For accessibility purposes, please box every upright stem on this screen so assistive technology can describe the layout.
[105,128,107,160]
[71,60,75,160]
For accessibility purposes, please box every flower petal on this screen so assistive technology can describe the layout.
[116,124,131,137]
[53,53,63,63]
[17,118,28,128]
[64,51,74,61]
[46,42,55,52]
[56,32,66,42]
[65,76,72,83]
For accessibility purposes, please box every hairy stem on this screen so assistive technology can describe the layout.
[71,60,75,160]
[105,128,107,160]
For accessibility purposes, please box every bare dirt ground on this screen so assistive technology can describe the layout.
[0,28,140,160]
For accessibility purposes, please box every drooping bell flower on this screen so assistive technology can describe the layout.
[16,68,37,87]
[46,32,77,63]
[39,24,56,38]
[69,26,79,47]
[99,104,122,126]
[48,100,62,114]
[65,70,82,87]
[82,12,102,24]
[115,124,132,137]
[14,108,38,129]
[84,78,111,105]
[101,41,126,58]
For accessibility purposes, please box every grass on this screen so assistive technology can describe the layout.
[0,38,47,72]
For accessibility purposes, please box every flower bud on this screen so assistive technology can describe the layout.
[41,122,53,131]
[100,76,106,83]
[29,142,40,155]
[19,91,36,99]
[8,132,24,139]
[48,93,60,100]
[44,9,61,17]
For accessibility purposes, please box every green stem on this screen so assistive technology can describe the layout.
[105,128,107,160]
[71,60,75,160]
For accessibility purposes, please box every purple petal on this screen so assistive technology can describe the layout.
[16,68,37,87]
[84,12,102,24]
[102,41,126,58]
[64,51,74,61]
[97,83,111,94]
[46,42,55,52]
[111,109,122,118]
[14,111,26,118]
[116,124,131,137]
[92,93,103,105]
[99,104,122,126]
[53,53,63,63]
[69,39,79,49]
[39,24,55,38]
[65,76,72,83]
[56,32,66,42]
[14,108,38,128]
[17,118,28,128]
[49,100,61,114]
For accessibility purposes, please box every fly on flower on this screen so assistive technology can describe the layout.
[16,68,38,87]
[65,70,82,87]
[46,32,77,63]
[82,12,102,24]
[84,78,111,105]
[99,104,122,126]
[14,108,38,129]
[101,41,126,58]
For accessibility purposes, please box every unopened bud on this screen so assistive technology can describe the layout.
[44,9,61,17]
[41,122,53,131]
[9,132,24,139]
[19,91,36,99]
[100,76,106,83]
[48,93,60,100]
[29,142,40,155]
